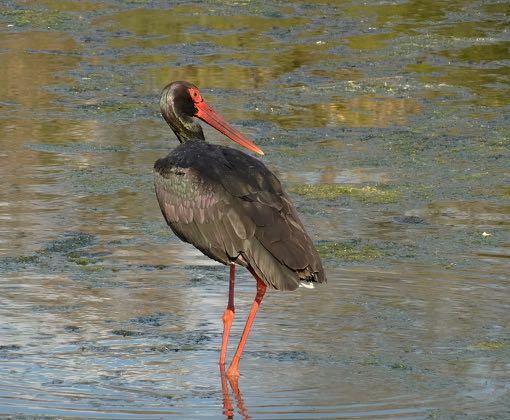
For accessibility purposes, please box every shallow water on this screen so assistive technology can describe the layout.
[0,0,509,418]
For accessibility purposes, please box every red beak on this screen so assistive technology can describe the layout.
[194,101,264,156]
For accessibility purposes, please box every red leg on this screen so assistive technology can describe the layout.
[219,365,234,419]
[220,264,236,366]
[220,364,249,419]
[227,273,267,379]
[228,374,249,419]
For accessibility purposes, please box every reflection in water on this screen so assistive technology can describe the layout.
[146,64,272,91]
[425,201,510,227]
[257,96,422,129]
[347,32,399,51]
[0,31,79,110]
[0,0,509,417]
[221,366,249,420]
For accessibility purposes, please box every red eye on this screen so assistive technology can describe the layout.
[188,87,202,103]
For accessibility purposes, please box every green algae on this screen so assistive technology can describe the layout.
[470,341,508,351]
[346,32,398,51]
[41,232,94,253]
[360,354,381,366]
[66,250,104,268]
[95,101,142,114]
[44,233,95,253]
[81,265,105,272]
[0,254,40,271]
[440,40,510,63]
[290,184,400,204]
[406,62,441,73]
[317,241,382,262]
[74,257,91,266]
[390,361,411,370]
[1,9,71,29]
[338,303,363,315]
[0,0,509,415]
[12,255,40,264]
[111,329,142,337]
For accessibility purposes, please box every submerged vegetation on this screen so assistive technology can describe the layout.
[317,240,382,262]
[289,184,400,203]
[1,9,71,28]
[1,0,509,416]
[470,341,508,351]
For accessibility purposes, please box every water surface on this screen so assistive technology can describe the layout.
[0,0,509,418]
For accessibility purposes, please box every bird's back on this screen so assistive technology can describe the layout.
[154,141,326,291]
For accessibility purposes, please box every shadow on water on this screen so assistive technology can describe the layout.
[0,0,509,418]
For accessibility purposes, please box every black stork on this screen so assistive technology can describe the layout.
[153,81,326,379]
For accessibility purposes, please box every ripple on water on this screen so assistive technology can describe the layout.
[1,0,509,417]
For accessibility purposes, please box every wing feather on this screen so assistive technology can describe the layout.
[154,143,326,290]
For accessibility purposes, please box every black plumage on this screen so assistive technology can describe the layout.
[154,81,326,291]
[154,141,326,290]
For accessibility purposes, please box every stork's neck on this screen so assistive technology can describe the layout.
[172,119,205,143]
[160,95,205,143]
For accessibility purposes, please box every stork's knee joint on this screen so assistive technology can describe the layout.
[222,308,235,324]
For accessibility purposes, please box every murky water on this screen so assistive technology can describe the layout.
[1,0,509,418]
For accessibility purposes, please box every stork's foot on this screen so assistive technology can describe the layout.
[220,365,234,418]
